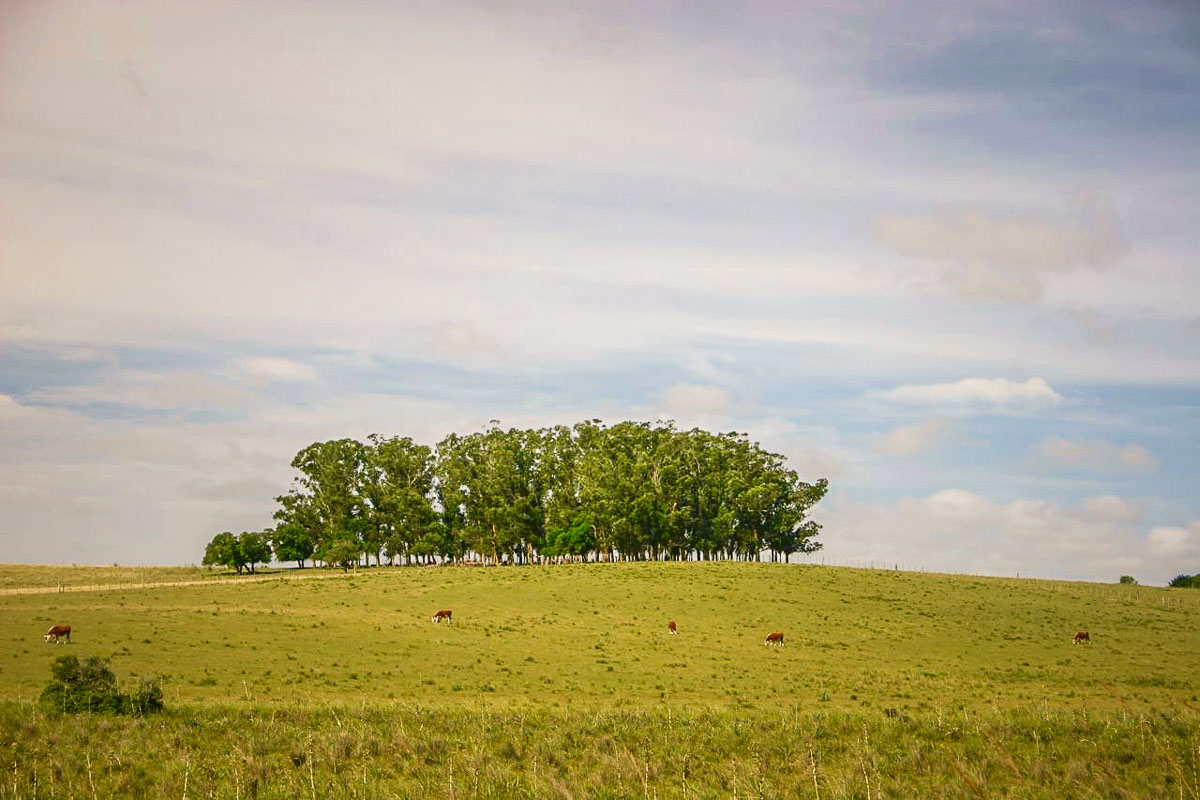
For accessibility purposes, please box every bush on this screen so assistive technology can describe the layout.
[1119,575,1138,585]
[39,656,163,715]
[1168,574,1200,589]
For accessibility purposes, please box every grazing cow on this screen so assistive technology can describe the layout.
[765,631,784,647]
[432,609,453,624]
[44,625,71,644]
[1072,630,1090,644]
[667,620,678,635]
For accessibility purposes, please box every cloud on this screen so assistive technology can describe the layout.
[426,321,510,365]
[1079,495,1143,524]
[0,1,1197,571]
[921,488,992,520]
[661,383,731,416]
[873,377,1063,410]
[876,205,1125,302]
[1147,523,1200,558]
[235,358,319,384]
[818,490,1189,585]
[876,419,955,457]
[30,370,255,412]
[1032,436,1157,472]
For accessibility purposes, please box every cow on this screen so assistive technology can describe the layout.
[765,631,784,647]
[1072,630,1090,644]
[432,609,453,624]
[44,625,71,644]
[667,620,678,635]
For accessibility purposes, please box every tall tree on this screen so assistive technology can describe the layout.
[238,531,272,573]
[362,434,436,565]
[272,492,320,567]
[269,523,315,568]
[202,531,246,573]
[288,439,367,557]
[240,418,830,569]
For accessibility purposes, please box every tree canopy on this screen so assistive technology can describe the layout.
[204,420,828,569]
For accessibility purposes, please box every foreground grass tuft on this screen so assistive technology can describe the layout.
[2,702,1197,798]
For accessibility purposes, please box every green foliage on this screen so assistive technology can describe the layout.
[1168,573,1200,588]
[238,532,272,573]
[319,537,361,571]
[1119,574,1138,585]
[38,655,162,716]
[363,434,437,565]
[202,531,272,573]
[270,521,315,568]
[202,531,243,572]
[222,420,830,569]
[543,512,597,560]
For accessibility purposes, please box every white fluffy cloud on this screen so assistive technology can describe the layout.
[236,358,319,384]
[1,1,1197,572]
[873,377,1063,410]
[1079,495,1144,524]
[29,370,256,411]
[1147,523,1200,558]
[816,489,1193,585]
[661,383,732,416]
[1033,436,1157,472]
[876,419,955,457]
[876,206,1125,302]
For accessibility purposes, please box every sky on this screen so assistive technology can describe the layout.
[1,0,1198,583]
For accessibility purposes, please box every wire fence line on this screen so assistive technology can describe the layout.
[3,560,1196,611]
[0,570,346,597]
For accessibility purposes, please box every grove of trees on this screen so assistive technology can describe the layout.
[203,420,828,570]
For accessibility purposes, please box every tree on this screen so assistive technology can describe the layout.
[271,522,315,568]
[435,424,545,564]
[288,439,368,557]
[226,418,831,569]
[1168,573,1200,588]
[545,511,597,562]
[362,434,437,565]
[765,478,828,562]
[272,491,320,567]
[239,531,272,573]
[1119,575,1138,585]
[320,537,361,572]
[202,531,246,573]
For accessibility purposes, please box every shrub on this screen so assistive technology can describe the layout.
[39,656,163,716]
[1119,575,1138,585]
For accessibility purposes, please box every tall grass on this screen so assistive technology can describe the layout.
[2,702,1197,798]
[2,561,1198,796]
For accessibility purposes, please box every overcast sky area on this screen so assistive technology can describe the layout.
[2,0,1198,583]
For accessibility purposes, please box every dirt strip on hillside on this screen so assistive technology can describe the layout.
[0,569,360,597]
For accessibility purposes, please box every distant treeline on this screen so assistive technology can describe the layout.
[203,420,828,571]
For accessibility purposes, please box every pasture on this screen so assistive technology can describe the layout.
[0,563,272,592]
[2,562,1198,797]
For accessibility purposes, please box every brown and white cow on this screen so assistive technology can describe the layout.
[667,620,678,635]
[765,631,784,647]
[1072,630,1090,644]
[44,625,71,644]
[432,609,453,624]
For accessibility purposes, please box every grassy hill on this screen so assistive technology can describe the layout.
[2,561,1197,797]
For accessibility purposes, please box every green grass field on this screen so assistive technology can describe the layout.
[0,562,275,592]
[2,562,1198,797]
